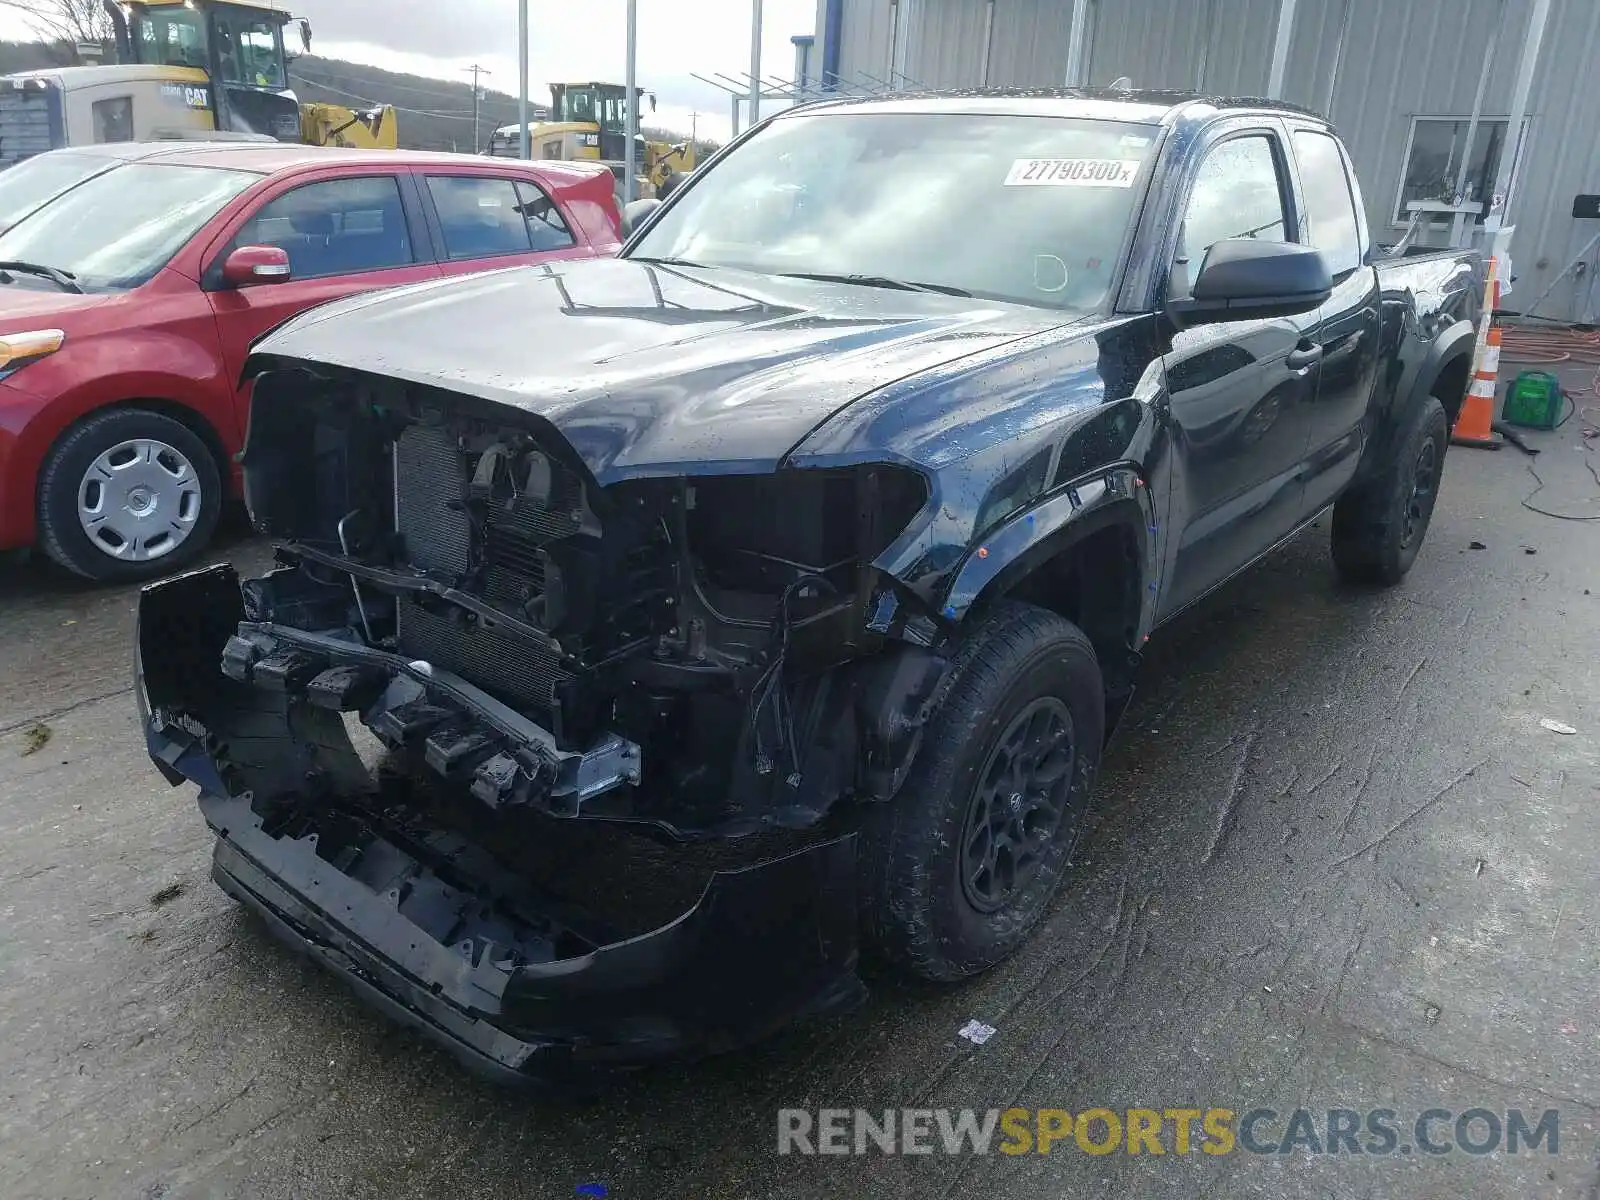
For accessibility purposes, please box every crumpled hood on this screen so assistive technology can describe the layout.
[247,257,1078,483]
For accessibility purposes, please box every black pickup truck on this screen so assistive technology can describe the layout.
[137,90,1483,1084]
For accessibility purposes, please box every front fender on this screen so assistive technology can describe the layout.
[940,464,1158,634]
[0,337,235,547]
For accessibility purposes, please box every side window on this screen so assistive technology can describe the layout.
[515,180,576,251]
[1177,135,1290,290]
[1294,131,1362,274]
[426,175,532,259]
[237,176,414,280]
[92,97,133,144]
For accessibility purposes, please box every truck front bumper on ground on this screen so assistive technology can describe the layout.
[136,566,865,1086]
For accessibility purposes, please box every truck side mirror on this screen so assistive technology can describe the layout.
[222,245,292,288]
[1167,239,1332,328]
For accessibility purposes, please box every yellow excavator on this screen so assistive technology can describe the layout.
[0,1,396,167]
[488,82,694,198]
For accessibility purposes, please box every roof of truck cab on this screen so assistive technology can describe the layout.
[785,88,1325,127]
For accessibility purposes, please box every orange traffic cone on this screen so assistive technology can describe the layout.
[1452,326,1503,449]
[1452,265,1502,450]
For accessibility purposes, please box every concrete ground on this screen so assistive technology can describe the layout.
[1,405,1597,1200]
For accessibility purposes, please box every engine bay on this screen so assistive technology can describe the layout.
[217,368,946,838]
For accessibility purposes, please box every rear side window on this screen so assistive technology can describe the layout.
[1293,130,1362,274]
[426,175,532,259]
[1180,135,1290,275]
[515,180,575,251]
[239,175,414,280]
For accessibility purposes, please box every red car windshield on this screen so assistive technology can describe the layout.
[0,151,116,233]
[0,162,256,290]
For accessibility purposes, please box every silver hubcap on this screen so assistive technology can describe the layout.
[76,438,201,562]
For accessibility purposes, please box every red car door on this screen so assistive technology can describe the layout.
[205,169,442,428]
[418,171,599,279]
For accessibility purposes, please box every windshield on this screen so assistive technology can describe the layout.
[555,86,632,133]
[134,8,208,70]
[0,163,255,290]
[0,152,115,233]
[556,87,597,125]
[629,112,1159,311]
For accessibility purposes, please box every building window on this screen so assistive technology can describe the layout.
[92,97,133,143]
[1392,116,1530,227]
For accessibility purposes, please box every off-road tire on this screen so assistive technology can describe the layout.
[854,601,1105,982]
[1330,394,1449,586]
[37,407,222,583]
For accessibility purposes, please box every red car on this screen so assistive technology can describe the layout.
[0,142,622,581]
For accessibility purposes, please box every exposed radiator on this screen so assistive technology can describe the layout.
[394,425,472,577]
[392,422,587,714]
[397,598,572,712]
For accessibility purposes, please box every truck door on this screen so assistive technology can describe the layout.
[1286,127,1382,513]
[1157,124,1322,620]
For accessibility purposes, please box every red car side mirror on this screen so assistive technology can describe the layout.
[222,245,292,288]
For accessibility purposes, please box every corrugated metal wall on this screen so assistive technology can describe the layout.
[820,0,1600,319]
[984,1,1073,87]
[1084,0,1280,91]
[900,0,992,88]
[835,0,896,85]
[1293,2,1526,228]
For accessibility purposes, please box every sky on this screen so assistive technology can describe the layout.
[0,0,818,143]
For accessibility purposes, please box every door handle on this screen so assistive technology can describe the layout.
[1287,342,1323,371]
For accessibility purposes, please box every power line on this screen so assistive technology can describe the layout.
[293,67,521,104]
[289,73,489,121]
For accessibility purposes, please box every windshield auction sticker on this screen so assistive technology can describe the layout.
[1005,158,1141,187]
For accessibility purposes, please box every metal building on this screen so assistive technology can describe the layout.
[812,0,1600,321]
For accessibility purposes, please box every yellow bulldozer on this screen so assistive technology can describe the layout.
[487,82,694,199]
[0,0,396,168]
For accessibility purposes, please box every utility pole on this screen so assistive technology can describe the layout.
[624,0,637,203]
[464,63,490,153]
[517,1,530,159]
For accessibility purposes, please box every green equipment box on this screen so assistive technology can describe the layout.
[1502,370,1565,430]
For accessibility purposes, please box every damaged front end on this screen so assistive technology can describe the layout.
[136,364,952,1081]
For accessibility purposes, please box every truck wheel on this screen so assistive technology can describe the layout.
[1330,394,1448,586]
[37,408,222,584]
[854,601,1105,982]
